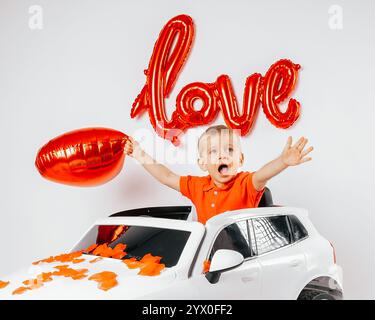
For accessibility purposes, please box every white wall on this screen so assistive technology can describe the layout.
[0,0,374,299]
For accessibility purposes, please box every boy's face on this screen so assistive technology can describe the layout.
[198,130,244,185]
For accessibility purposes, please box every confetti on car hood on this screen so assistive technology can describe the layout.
[0,245,174,299]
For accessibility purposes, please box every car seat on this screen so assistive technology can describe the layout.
[257,187,273,207]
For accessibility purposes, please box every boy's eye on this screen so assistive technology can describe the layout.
[228,147,233,152]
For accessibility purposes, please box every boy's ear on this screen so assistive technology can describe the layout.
[197,157,207,171]
[240,152,244,166]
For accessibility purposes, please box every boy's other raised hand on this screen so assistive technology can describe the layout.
[281,136,314,166]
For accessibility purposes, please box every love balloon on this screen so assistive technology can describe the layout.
[35,128,128,187]
[131,14,301,145]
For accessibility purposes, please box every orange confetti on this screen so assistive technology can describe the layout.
[54,264,70,269]
[88,271,116,281]
[72,258,85,264]
[92,244,107,256]
[33,251,83,265]
[113,243,127,251]
[23,279,36,286]
[111,226,126,242]
[20,275,53,293]
[123,254,165,276]
[89,271,118,291]
[138,262,165,276]
[23,278,44,289]
[33,256,54,265]
[33,242,127,267]
[99,245,114,258]
[37,272,53,283]
[90,243,127,259]
[112,243,127,259]
[12,286,30,295]
[203,260,211,273]
[89,257,103,264]
[98,278,118,291]
[83,243,98,254]
[141,253,162,264]
[112,252,126,259]
[123,258,144,269]
[71,273,88,280]
[52,265,88,280]
[54,251,83,263]
[0,280,9,289]
[44,257,55,263]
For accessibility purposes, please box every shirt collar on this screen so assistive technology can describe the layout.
[202,172,241,192]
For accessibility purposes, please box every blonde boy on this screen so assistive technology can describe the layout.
[124,125,313,224]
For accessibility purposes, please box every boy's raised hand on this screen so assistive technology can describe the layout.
[281,136,314,166]
[124,137,141,158]
[123,136,180,191]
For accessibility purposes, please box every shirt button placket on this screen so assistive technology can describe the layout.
[211,190,217,211]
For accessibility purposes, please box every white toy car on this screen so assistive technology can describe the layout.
[0,189,343,300]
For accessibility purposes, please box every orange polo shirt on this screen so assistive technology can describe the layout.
[179,171,265,224]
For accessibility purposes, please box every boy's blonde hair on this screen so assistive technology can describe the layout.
[197,125,240,155]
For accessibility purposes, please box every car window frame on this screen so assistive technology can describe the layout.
[287,215,309,243]
[248,218,258,256]
[206,219,256,262]
[248,214,294,257]
[205,213,310,264]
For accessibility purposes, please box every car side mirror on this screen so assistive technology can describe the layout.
[205,249,244,284]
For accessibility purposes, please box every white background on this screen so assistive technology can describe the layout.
[0,0,374,299]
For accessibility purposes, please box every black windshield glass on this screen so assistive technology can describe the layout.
[84,225,191,268]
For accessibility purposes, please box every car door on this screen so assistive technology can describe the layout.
[191,220,262,299]
[250,215,307,299]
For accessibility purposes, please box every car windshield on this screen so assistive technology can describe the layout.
[75,225,191,268]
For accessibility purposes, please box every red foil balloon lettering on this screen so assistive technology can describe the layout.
[131,14,302,145]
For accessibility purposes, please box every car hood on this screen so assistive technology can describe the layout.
[0,255,176,300]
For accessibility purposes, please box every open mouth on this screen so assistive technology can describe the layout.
[218,164,229,175]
